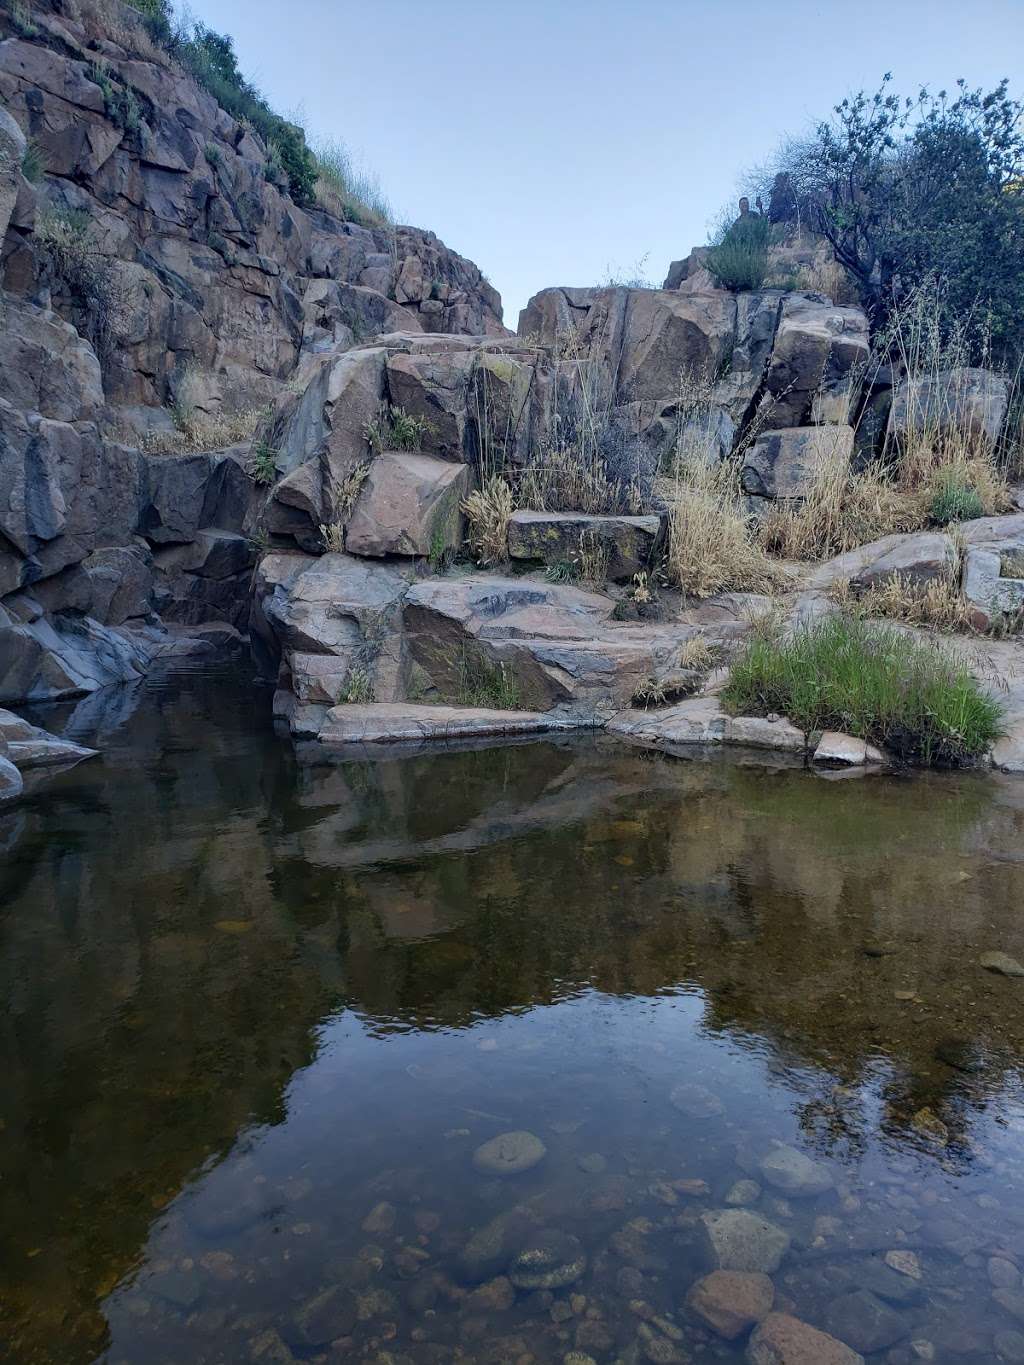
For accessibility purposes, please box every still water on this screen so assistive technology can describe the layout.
[4,667,1024,1364]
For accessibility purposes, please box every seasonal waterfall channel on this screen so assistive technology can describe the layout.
[4,665,1024,1364]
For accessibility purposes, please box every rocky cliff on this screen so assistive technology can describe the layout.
[0,0,504,702]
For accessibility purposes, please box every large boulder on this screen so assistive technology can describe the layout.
[962,542,1024,630]
[0,707,97,769]
[345,453,470,558]
[268,346,386,535]
[0,752,22,802]
[887,366,1008,450]
[763,294,869,428]
[507,510,662,581]
[741,424,853,500]
[0,612,152,702]
[141,449,253,545]
[384,347,478,457]
[253,551,412,714]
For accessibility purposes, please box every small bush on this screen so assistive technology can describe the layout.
[706,213,770,291]
[723,614,1003,767]
[545,559,579,584]
[463,476,513,566]
[365,403,431,453]
[247,442,278,486]
[456,649,521,710]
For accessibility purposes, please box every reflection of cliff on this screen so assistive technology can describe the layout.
[4,690,1024,1360]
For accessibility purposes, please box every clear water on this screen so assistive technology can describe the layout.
[4,667,1024,1364]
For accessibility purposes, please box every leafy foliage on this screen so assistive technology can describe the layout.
[723,614,1003,767]
[769,76,1024,359]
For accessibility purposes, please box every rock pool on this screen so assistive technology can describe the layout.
[3,666,1024,1364]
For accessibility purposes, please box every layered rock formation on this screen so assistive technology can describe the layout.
[0,0,504,704]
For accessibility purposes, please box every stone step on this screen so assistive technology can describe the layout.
[315,703,575,746]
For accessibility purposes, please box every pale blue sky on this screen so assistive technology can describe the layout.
[193,0,1023,328]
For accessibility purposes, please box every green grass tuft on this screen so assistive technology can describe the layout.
[705,213,770,291]
[455,649,521,710]
[929,472,985,526]
[722,615,1003,767]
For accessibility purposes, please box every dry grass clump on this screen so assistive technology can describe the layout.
[830,571,974,633]
[678,633,719,672]
[575,529,610,586]
[462,476,514,566]
[516,447,644,516]
[313,139,392,227]
[142,404,269,455]
[758,452,922,560]
[665,457,784,598]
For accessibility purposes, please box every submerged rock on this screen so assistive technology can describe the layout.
[824,1288,909,1353]
[472,1130,547,1176]
[687,1269,774,1339]
[747,1312,864,1364]
[0,754,23,803]
[701,1209,791,1274]
[669,1082,724,1118]
[289,1284,357,1348]
[758,1144,833,1198]
[508,1230,586,1290]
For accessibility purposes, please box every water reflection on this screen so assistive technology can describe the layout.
[2,671,1024,1361]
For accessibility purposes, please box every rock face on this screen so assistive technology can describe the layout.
[741,425,853,500]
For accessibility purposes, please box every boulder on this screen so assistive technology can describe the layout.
[403,574,691,718]
[0,708,97,769]
[142,451,249,546]
[741,425,854,500]
[253,551,411,710]
[618,288,737,403]
[763,294,870,428]
[269,346,386,531]
[758,1144,833,1197]
[823,1289,908,1354]
[507,511,662,582]
[813,732,885,766]
[0,613,152,702]
[345,453,470,558]
[687,1270,774,1340]
[851,532,957,592]
[473,1130,546,1176]
[0,753,23,802]
[888,367,1008,450]
[747,1313,864,1364]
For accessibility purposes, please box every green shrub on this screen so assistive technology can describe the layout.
[88,60,142,136]
[929,472,984,525]
[247,443,278,486]
[705,213,770,291]
[722,614,1003,767]
[364,403,431,453]
[20,138,44,184]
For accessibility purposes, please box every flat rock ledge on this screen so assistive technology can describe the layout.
[608,697,808,754]
[314,703,578,747]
